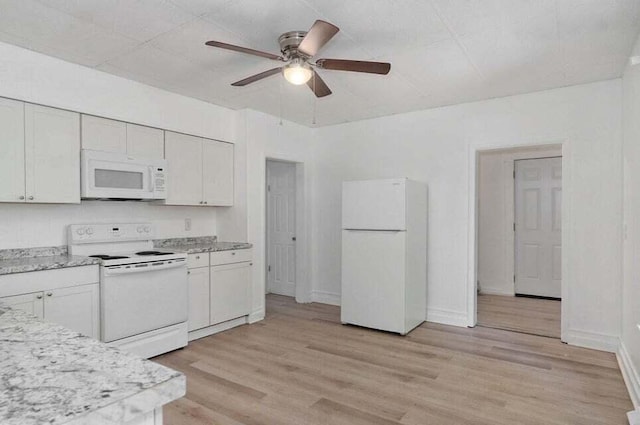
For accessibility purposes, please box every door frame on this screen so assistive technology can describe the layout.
[468,140,569,343]
[264,158,309,304]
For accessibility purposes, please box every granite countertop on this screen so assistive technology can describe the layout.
[154,236,252,254]
[0,306,185,425]
[0,246,100,276]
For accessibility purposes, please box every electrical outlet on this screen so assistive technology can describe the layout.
[184,218,192,231]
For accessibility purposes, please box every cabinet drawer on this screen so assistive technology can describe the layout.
[211,249,252,265]
[187,253,209,269]
[0,265,99,297]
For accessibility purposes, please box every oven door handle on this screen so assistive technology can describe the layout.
[104,259,186,276]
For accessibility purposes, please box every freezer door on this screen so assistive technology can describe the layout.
[341,229,406,333]
[342,179,406,230]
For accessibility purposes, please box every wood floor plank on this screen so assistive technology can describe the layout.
[478,294,561,338]
[154,294,632,425]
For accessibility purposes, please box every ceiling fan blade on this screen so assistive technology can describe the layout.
[231,67,283,86]
[205,40,284,61]
[315,59,391,75]
[307,69,332,98]
[297,20,339,57]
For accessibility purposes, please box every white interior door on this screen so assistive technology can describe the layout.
[266,160,296,297]
[515,157,562,298]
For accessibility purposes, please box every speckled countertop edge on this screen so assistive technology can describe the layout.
[154,237,252,254]
[0,306,185,425]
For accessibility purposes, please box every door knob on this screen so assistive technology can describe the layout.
[292,237,296,241]
[36,294,43,299]
[46,292,52,297]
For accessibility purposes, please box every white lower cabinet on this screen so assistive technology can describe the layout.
[186,250,252,340]
[210,262,251,324]
[44,284,99,339]
[187,266,210,331]
[0,292,44,319]
[0,266,100,338]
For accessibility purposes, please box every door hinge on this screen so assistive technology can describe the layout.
[268,265,271,272]
[267,184,271,192]
[514,274,516,283]
[513,169,516,179]
[513,222,516,231]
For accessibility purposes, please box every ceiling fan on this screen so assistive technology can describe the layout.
[205,20,391,98]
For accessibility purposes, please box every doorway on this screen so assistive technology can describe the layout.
[266,159,297,297]
[476,146,562,338]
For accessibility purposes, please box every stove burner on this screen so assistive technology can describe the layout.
[89,254,130,260]
[135,251,173,256]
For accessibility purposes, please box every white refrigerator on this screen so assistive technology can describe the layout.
[341,178,427,335]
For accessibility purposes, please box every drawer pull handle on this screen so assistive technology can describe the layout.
[46,292,53,297]
[195,256,200,259]
[231,252,236,255]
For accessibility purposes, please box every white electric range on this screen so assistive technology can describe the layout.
[68,223,188,358]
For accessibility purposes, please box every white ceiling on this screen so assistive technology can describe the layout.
[0,0,639,127]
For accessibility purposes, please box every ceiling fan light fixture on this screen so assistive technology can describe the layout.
[283,59,312,85]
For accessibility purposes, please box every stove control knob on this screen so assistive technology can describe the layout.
[86,227,94,235]
[137,226,144,233]
[76,228,85,235]
[144,226,151,233]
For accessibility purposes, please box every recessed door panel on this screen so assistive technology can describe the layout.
[515,157,562,298]
[266,160,296,297]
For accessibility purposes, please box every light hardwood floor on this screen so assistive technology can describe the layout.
[477,293,561,338]
[154,294,631,425]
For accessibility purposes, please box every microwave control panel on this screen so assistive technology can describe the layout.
[154,167,166,193]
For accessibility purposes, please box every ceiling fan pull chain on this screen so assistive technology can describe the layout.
[312,72,317,125]
[279,77,284,126]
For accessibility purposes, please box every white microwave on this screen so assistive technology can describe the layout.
[81,150,167,200]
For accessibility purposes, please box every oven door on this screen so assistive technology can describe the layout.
[101,259,188,342]
[82,150,155,199]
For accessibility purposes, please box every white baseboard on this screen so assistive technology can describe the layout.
[479,287,514,296]
[248,309,264,324]
[188,316,248,342]
[426,307,468,328]
[564,329,619,353]
[311,290,341,306]
[618,340,640,409]
[267,282,295,297]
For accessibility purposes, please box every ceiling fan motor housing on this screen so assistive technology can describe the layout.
[278,31,309,59]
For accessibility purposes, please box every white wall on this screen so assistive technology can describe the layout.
[478,146,561,296]
[243,109,316,321]
[313,80,623,349]
[0,41,240,248]
[621,36,640,408]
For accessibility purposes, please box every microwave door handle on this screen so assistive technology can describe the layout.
[149,166,155,192]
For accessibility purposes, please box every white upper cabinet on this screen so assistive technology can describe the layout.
[165,131,203,205]
[0,98,25,202]
[126,123,164,159]
[24,104,80,204]
[82,115,164,159]
[81,115,127,153]
[164,131,234,206]
[203,139,234,206]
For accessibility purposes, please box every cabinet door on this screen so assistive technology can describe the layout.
[0,292,44,319]
[164,131,203,205]
[210,262,251,324]
[0,98,25,203]
[188,266,210,331]
[81,115,127,153]
[44,283,99,339]
[126,123,164,159]
[25,104,80,203]
[202,140,234,206]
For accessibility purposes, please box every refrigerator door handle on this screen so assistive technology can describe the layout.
[343,229,403,232]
